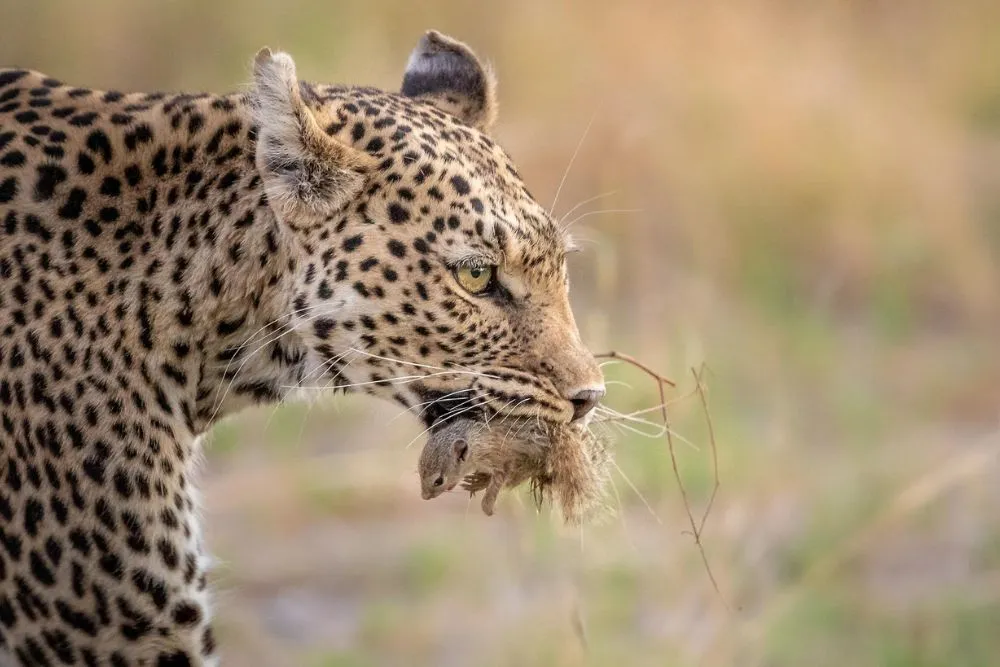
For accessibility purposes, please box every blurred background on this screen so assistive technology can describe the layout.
[4,1,1000,664]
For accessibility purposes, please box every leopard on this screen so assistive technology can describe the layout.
[0,30,605,666]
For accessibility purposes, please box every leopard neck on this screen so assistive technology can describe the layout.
[88,91,313,434]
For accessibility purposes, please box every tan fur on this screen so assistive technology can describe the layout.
[419,419,612,523]
[252,48,376,224]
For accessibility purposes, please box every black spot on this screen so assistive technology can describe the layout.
[151,147,168,176]
[113,470,133,499]
[124,164,143,186]
[131,569,168,610]
[387,240,407,258]
[82,454,106,484]
[23,498,44,537]
[0,595,15,628]
[58,188,87,219]
[218,170,239,190]
[44,537,62,567]
[34,164,67,201]
[77,152,95,175]
[85,130,113,163]
[0,177,18,204]
[0,150,25,167]
[216,315,246,336]
[0,526,22,560]
[171,602,202,627]
[0,70,28,87]
[99,552,124,579]
[55,600,98,637]
[29,549,56,586]
[201,627,216,655]
[313,319,335,340]
[25,214,52,242]
[14,110,40,124]
[157,539,178,569]
[156,651,191,667]
[450,174,471,195]
[342,234,363,252]
[42,629,75,664]
[387,203,410,224]
[100,177,121,197]
[69,111,98,127]
[50,495,68,524]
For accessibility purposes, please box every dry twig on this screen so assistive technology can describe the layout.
[595,352,729,610]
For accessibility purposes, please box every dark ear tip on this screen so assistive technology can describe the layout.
[416,30,468,59]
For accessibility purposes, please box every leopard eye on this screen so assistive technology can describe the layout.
[454,265,495,295]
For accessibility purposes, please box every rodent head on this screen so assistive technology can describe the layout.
[419,428,471,500]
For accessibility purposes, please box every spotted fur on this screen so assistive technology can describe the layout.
[0,31,604,665]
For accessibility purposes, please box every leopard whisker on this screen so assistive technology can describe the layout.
[207,304,335,423]
[599,408,702,452]
[295,346,358,389]
[603,380,634,391]
[557,190,620,225]
[388,386,475,425]
[345,347,500,380]
[550,112,596,218]
[561,207,643,231]
[609,458,663,525]
[208,303,319,372]
[282,368,483,394]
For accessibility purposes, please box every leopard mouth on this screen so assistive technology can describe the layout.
[415,387,485,431]
[414,382,570,432]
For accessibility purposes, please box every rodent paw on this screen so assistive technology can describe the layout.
[461,472,492,493]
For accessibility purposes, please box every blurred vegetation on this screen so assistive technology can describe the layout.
[4,0,1000,665]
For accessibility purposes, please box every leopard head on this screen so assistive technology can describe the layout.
[251,31,605,429]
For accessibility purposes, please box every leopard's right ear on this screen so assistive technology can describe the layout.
[401,31,498,133]
[252,47,376,226]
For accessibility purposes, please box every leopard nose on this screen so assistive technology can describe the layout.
[569,387,605,422]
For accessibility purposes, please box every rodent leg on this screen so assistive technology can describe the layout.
[480,475,504,516]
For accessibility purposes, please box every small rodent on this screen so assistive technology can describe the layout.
[418,417,549,515]
[417,419,472,500]
[418,417,612,522]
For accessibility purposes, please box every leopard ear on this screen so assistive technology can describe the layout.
[401,30,498,133]
[252,47,376,225]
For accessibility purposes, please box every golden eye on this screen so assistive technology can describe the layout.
[454,265,495,294]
